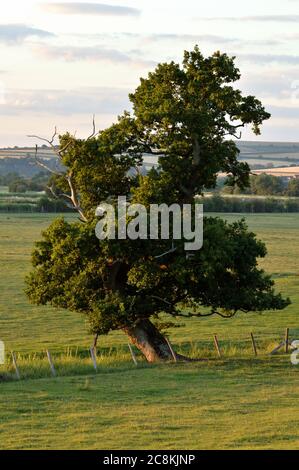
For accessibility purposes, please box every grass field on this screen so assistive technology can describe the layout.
[0,213,298,449]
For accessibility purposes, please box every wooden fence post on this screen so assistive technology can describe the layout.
[128,344,138,366]
[11,351,20,380]
[89,347,97,371]
[250,333,257,356]
[165,338,177,362]
[285,328,289,354]
[213,335,221,358]
[46,350,56,377]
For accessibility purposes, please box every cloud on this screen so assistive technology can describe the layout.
[141,33,237,44]
[0,24,54,44]
[64,32,281,53]
[239,71,299,99]
[42,2,140,17]
[202,15,299,22]
[145,33,280,47]
[237,53,299,65]
[33,43,155,66]
[268,105,299,119]
[0,87,131,116]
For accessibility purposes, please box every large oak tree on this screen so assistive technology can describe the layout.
[25,47,290,362]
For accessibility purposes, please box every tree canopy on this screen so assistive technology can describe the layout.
[25,47,290,362]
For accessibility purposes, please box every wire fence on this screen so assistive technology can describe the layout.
[0,327,298,382]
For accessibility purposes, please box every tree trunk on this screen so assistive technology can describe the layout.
[123,318,181,363]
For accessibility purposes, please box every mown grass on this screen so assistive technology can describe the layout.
[0,212,298,449]
[0,358,298,450]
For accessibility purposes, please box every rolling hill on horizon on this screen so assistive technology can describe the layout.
[1,141,299,177]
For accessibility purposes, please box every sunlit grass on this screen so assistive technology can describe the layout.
[0,213,299,449]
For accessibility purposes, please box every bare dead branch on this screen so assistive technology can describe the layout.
[66,172,88,222]
[33,145,63,176]
[28,128,75,161]
[223,130,242,139]
[87,114,97,140]
[46,185,73,208]
[28,134,61,160]
[58,140,73,155]
[29,121,102,222]
[154,245,177,260]
[50,126,58,144]
[46,185,59,199]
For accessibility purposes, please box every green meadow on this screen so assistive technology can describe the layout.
[0,213,298,449]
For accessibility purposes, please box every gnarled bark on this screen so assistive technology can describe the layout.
[123,318,172,362]
[123,318,189,363]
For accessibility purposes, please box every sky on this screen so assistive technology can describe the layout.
[0,0,299,146]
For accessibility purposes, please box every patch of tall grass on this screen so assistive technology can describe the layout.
[0,339,289,382]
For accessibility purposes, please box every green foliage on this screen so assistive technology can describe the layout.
[286,178,299,197]
[1,210,299,449]
[250,174,285,196]
[223,174,287,196]
[130,47,270,199]
[25,47,289,341]
[222,175,299,199]
[25,218,290,338]
[54,118,142,214]
[7,171,50,193]
[9,178,28,193]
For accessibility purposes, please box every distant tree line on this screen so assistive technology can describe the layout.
[199,194,299,213]
[0,172,74,213]
[0,197,74,213]
[219,174,299,197]
[0,171,50,193]
[1,171,299,214]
